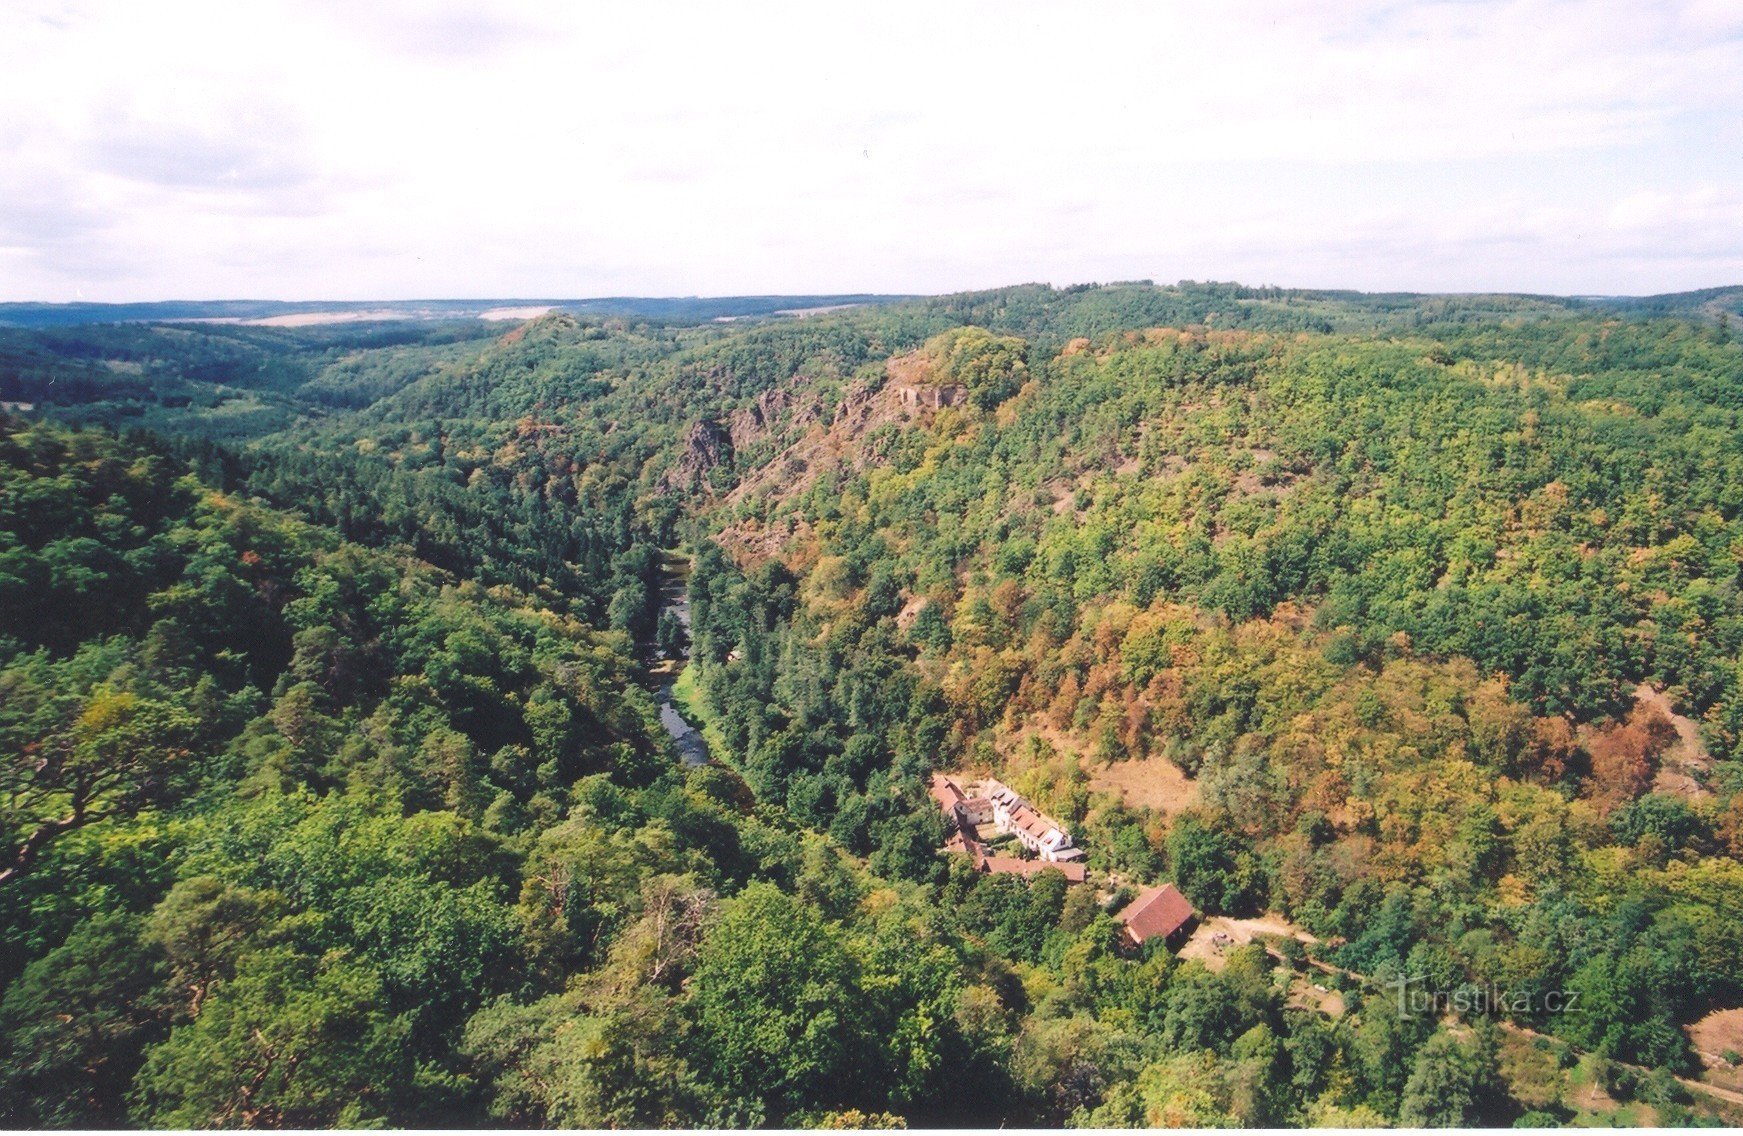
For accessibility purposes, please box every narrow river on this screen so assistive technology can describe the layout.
[650,552,710,766]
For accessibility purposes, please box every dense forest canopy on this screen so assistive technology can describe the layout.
[4,280,1743,1127]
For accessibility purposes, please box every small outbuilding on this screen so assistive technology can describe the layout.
[1117,884,1197,951]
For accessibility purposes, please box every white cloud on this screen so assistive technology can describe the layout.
[1,0,1738,299]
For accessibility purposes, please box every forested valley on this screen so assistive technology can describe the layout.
[5,281,1743,1127]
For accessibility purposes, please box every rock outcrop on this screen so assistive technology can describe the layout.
[665,419,731,491]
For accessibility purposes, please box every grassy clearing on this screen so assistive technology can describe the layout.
[671,665,736,766]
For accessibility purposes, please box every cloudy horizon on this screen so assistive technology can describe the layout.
[3,0,1741,303]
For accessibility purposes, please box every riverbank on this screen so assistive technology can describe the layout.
[670,665,735,766]
[645,549,718,767]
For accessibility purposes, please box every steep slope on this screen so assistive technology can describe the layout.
[679,303,1743,1097]
[7,282,1743,1127]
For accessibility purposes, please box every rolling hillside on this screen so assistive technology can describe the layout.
[4,281,1743,1126]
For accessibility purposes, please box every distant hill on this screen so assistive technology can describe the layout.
[0,294,918,329]
[1572,285,1743,320]
[5,283,1737,331]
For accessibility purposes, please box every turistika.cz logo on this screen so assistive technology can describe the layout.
[1390,973,1580,1019]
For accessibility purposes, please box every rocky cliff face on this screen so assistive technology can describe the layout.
[666,365,920,508]
[728,387,796,453]
[667,387,822,494]
[665,419,731,491]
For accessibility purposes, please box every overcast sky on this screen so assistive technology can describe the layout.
[3,0,1741,302]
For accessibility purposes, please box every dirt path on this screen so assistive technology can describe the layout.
[1266,941,1743,1117]
[1497,1019,1743,1113]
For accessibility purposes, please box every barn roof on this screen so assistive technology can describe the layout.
[1118,884,1196,944]
[980,856,1086,884]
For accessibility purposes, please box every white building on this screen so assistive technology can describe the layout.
[982,780,1084,863]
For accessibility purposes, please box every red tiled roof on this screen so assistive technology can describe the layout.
[1118,884,1196,944]
[946,831,988,865]
[1009,805,1056,839]
[980,856,1086,883]
[929,774,965,812]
